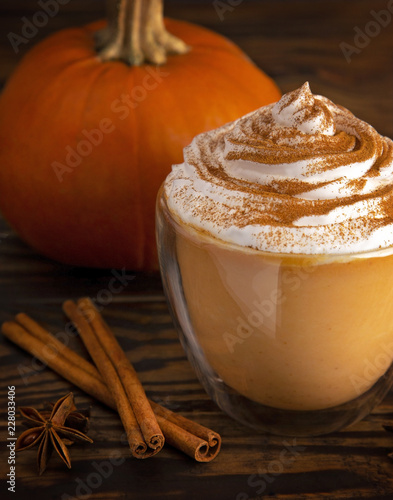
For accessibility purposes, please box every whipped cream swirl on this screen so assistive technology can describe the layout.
[164,82,393,254]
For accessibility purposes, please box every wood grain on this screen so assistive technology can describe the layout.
[1,1,393,499]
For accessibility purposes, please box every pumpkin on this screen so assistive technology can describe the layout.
[0,0,281,270]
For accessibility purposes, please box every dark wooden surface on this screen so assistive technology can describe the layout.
[1,1,393,499]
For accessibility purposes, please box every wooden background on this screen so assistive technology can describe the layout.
[1,1,393,499]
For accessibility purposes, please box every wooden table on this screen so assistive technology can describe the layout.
[1,1,393,498]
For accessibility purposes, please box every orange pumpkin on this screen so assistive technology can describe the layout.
[0,0,280,270]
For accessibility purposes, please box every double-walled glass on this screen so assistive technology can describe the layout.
[156,186,393,436]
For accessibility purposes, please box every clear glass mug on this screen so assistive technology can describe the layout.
[156,185,393,436]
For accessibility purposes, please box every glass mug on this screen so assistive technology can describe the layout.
[156,185,393,436]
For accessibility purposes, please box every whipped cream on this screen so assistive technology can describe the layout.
[164,82,393,254]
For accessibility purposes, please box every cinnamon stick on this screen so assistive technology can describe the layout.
[15,313,98,380]
[2,312,221,461]
[62,300,160,459]
[150,400,220,461]
[76,297,164,453]
[2,319,116,403]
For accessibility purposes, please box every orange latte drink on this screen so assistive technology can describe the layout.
[157,83,393,435]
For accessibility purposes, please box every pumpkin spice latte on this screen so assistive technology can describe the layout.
[157,83,393,434]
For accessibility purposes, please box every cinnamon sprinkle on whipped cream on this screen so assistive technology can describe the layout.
[164,82,393,254]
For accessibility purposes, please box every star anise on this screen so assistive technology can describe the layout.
[38,401,91,441]
[16,392,93,475]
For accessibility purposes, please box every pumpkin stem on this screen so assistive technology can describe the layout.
[95,0,189,65]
